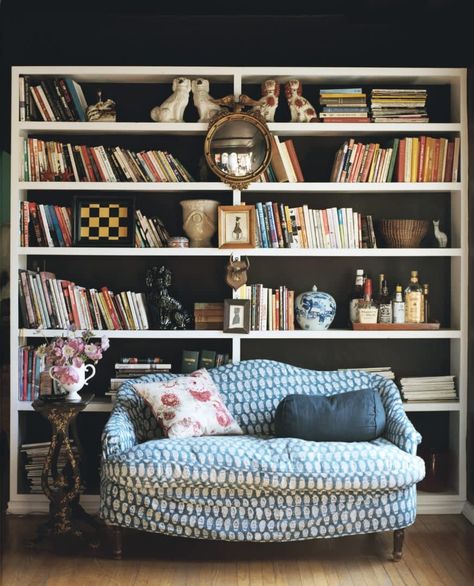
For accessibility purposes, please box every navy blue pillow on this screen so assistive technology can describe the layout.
[274,388,386,442]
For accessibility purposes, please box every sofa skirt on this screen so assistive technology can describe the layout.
[99,477,417,542]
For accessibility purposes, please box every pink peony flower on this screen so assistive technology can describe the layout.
[84,344,102,361]
[101,336,110,351]
[161,393,180,408]
[72,357,84,368]
[53,365,80,385]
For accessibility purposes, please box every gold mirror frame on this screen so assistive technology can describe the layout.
[204,105,273,190]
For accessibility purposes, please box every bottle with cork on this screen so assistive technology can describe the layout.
[358,277,378,323]
[404,270,423,324]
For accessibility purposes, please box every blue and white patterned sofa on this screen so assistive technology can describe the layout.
[100,359,425,559]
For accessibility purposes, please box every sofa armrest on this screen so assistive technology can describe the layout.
[373,375,422,455]
[102,404,138,460]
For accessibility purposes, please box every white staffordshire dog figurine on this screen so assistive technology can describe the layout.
[248,79,280,122]
[150,77,191,122]
[192,78,226,123]
[285,79,318,122]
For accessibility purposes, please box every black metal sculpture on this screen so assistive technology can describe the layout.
[145,266,191,330]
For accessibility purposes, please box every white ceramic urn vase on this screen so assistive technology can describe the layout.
[180,199,219,247]
[49,363,96,401]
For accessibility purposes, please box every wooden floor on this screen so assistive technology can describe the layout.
[1,515,474,585]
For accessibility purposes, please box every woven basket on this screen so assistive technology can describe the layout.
[378,219,429,248]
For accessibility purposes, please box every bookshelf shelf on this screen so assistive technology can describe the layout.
[16,181,461,193]
[19,247,462,258]
[20,328,462,340]
[10,65,468,517]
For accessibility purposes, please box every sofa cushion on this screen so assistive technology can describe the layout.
[103,435,425,495]
[133,369,243,439]
[274,389,386,442]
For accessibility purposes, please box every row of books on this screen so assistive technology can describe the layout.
[181,349,231,373]
[395,136,460,183]
[194,302,224,330]
[399,375,457,402]
[370,89,428,123]
[20,441,80,494]
[18,269,149,330]
[18,346,45,401]
[319,88,369,123]
[20,138,194,183]
[19,76,88,122]
[260,136,304,183]
[107,358,171,399]
[135,210,170,248]
[254,202,377,249]
[235,284,295,331]
[330,138,399,183]
[20,201,73,247]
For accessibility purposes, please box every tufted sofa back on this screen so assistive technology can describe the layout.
[115,359,386,439]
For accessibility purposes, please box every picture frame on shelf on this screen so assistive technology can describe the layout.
[223,299,251,333]
[73,195,135,247]
[218,205,256,248]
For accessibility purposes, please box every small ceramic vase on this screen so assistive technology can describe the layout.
[49,363,96,402]
[295,285,336,330]
[180,199,219,247]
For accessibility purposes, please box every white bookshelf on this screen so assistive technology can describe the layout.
[9,66,468,516]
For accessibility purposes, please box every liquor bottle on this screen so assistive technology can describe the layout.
[376,273,385,305]
[378,279,392,323]
[404,270,423,324]
[423,283,430,323]
[349,269,365,323]
[358,278,378,323]
[392,284,405,324]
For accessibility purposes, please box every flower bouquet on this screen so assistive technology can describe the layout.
[37,330,110,401]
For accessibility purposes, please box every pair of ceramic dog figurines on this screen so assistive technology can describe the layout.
[150,78,318,124]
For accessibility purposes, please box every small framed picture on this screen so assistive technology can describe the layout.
[223,299,250,333]
[73,195,135,247]
[218,205,256,248]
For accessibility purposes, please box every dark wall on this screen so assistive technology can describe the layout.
[1,1,474,502]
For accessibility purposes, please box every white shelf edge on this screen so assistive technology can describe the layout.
[16,181,461,193]
[18,329,462,340]
[403,401,460,412]
[17,121,461,136]
[18,247,462,257]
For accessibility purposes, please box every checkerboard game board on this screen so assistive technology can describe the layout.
[79,203,130,241]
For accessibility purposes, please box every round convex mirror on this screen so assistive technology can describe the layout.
[204,112,273,190]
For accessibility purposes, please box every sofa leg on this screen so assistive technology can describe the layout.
[112,526,123,560]
[392,529,404,561]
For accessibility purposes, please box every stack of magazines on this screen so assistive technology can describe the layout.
[399,375,456,402]
[338,366,395,380]
[106,358,171,401]
[20,441,80,493]
[370,89,428,123]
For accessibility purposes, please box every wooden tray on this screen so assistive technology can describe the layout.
[352,322,440,330]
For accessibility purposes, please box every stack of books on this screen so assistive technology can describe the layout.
[254,201,376,249]
[194,303,224,330]
[339,366,395,380]
[319,88,369,123]
[19,269,149,330]
[260,136,304,183]
[399,375,457,402]
[19,76,88,122]
[135,210,170,248]
[181,349,230,374]
[18,346,45,401]
[20,441,80,494]
[330,138,399,183]
[395,136,460,182]
[106,357,171,400]
[20,138,194,183]
[370,89,428,123]
[20,201,72,247]
[235,284,295,331]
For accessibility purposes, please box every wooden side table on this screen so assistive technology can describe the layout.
[31,392,100,548]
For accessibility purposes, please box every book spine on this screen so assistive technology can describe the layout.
[265,202,279,248]
[100,287,121,329]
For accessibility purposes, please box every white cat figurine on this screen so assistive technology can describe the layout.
[433,220,448,248]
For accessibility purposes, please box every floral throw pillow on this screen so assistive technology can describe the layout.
[132,369,243,439]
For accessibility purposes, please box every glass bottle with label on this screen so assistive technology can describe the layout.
[358,278,378,323]
[349,269,365,323]
[376,273,384,306]
[423,283,430,323]
[378,279,392,323]
[392,284,405,324]
[404,270,423,324]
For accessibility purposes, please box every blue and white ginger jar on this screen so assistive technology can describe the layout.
[295,284,336,330]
